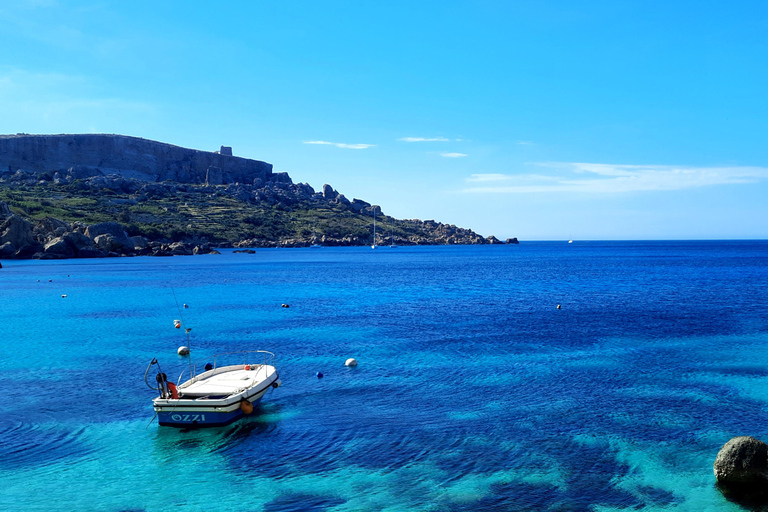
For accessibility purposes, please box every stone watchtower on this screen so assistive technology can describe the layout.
[220,146,233,156]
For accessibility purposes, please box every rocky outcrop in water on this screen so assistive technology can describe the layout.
[714,436,768,506]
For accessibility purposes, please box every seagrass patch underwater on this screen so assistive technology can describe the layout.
[1,241,768,511]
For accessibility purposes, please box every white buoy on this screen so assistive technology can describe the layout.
[177,346,190,356]
[345,358,358,367]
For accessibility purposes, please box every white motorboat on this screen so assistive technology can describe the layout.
[145,350,281,427]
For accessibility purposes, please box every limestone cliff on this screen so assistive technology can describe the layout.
[0,134,274,185]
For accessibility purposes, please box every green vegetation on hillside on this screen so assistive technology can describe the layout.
[0,182,422,246]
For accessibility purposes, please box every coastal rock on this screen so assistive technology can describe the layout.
[130,236,150,250]
[714,436,768,501]
[192,243,212,255]
[37,217,70,235]
[0,241,16,256]
[62,232,98,256]
[506,237,519,244]
[350,198,370,213]
[86,222,133,252]
[322,184,338,199]
[715,436,768,484]
[85,222,128,240]
[486,236,504,244]
[169,242,193,255]
[0,215,41,257]
[44,237,75,257]
[271,172,292,184]
[334,193,351,206]
[93,234,132,253]
[14,243,42,258]
[79,247,106,258]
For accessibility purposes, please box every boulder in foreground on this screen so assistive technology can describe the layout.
[714,436,768,505]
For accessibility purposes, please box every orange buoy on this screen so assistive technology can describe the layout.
[240,399,254,415]
[174,319,181,329]
[245,365,251,370]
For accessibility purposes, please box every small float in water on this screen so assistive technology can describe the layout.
[145,350,281,427]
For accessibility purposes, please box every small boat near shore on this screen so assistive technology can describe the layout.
[145,350,281,427]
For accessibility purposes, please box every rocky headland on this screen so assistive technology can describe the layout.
[0,134,511,259]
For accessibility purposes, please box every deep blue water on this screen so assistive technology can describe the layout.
[1,241,768,511]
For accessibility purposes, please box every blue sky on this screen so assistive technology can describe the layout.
[1,1,767,240]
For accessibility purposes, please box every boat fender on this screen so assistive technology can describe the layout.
[345,358,358,367]
[177,346,190,356]
[272,380,281,388]
[167,382,179,399]
[556,304,561,309]
[245,365,251,370]
[204,363,213,371]
[240,399,254,415]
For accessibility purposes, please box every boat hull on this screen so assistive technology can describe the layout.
[157,396,264,427]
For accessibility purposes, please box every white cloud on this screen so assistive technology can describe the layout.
[468,173,560,183]
[304,140,375,149]
[399,137,449,142]
[463,163,768,194]
[441,152,468,158]
[467,173,510,182]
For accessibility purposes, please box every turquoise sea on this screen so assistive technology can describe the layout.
[1,241,768,511]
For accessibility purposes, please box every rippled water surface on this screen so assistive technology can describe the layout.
[2,242,768,511]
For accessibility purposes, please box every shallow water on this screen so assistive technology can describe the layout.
[1,241,767,511]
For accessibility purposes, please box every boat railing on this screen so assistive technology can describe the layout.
[176,363,196,386]
[213,350,276,370]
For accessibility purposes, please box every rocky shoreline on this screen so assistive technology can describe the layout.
[0,207,518,260]
[0,134,517,259]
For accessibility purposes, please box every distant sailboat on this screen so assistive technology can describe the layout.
[568,240,573,244]
[371,208,377,249]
